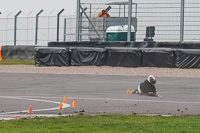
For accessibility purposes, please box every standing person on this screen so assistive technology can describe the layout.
[131,75,158,96]
[97,9,110,17]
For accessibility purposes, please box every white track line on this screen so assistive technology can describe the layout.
[0,96,70,115]
[1,96,200,104]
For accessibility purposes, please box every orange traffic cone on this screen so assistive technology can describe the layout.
[28,105,33,114]
[0,46,2,61]
[72,99,77,107]
[63,96,67,103]
[59,103,63,110]
[127,89,132,94]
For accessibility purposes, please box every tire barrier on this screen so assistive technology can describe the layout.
[2,45,200,68]
[175,49,200,68]
[48,41,200,49]
[141,48,175,68]
[48,41,157,48]
[1,46,35,60]
[70,47,106,66]
[34,47,70,66]
[105,47,142,67]
[34,47,200,68]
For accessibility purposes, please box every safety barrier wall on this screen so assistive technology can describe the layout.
[70,47,106,66]
[35,47,70,66]
[105,47,142,67]
[141,48,175,68]
[48,41,200,49]
[1,46,35,60]
[34,46,200,68]
[2,45,200,68]
[175,49,200,68]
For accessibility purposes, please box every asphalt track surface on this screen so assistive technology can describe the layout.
[0,72,200,117]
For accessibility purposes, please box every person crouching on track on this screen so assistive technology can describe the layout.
[132,75,158,96]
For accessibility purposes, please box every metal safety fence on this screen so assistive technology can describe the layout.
[1,0,200,46]
[0,9,69,46]
[72,0,200,42]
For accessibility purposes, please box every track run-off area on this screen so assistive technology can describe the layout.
[0,71,200,119]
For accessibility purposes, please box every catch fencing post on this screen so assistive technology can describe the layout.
[57,9,65,42]
[76,0,81,41]
[180,0,185,42]
[127,0,132,42]
[63,18,67,41]
[35,9,43,45]
[14,11,22,46]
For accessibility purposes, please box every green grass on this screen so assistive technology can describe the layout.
[0,60,34,65]
[0,114,200,133]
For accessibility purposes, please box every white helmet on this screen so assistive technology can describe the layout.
[147,75,156,84]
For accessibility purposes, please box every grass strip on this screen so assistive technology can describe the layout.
[0,60,34,65]
[0,114,200,133]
